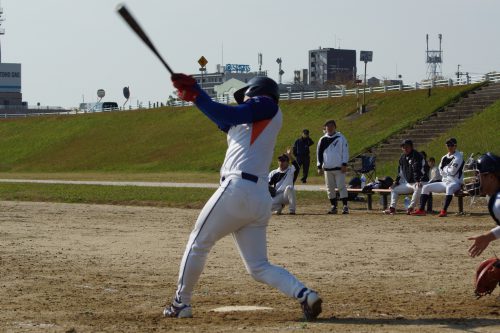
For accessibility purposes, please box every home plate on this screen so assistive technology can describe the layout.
[212,306,273,313]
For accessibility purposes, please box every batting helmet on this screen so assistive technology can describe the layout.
[476,152,500,174]
[234,77,279,104]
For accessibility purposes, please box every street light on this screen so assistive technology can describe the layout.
[359,50,373,114]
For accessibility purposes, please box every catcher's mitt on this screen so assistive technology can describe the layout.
[475,258,500,298]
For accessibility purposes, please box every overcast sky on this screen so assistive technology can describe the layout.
[2,0,499,107]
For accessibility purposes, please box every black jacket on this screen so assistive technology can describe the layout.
[293,137,314,157]
[395,150,429,184]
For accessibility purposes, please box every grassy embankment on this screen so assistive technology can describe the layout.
[1,84,497,207]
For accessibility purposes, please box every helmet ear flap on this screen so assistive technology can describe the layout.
[234,86,248,104]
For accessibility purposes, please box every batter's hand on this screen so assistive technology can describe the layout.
[468,232,496,257]
[171,73,199,102]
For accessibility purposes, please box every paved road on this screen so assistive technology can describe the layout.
[0,179,325,191]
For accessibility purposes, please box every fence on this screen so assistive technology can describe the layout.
[2,72,500,118]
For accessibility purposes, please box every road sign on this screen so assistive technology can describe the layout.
[360,51,373,62]
[198,56,208,68]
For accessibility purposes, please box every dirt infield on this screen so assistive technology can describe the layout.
[1,200,500,332]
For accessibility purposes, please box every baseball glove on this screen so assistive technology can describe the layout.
[474,257,500,298]
[268,186,277,198]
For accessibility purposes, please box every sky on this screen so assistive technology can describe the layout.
[2,0,499,108]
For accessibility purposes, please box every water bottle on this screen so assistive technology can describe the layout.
[404,196,410,209]
[360,173,366,189]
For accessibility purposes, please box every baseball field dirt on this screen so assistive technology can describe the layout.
[1,200,500,332]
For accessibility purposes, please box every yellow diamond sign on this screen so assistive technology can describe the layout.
[198,56,208,68]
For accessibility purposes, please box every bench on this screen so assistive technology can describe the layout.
[341,188,470,214]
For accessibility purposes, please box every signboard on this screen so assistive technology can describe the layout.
[225,64,251,73]
[198,56,208,68]
[0,63,21,93]
[360,51,373,62]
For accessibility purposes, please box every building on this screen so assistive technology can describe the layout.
[367,77,380,87]
[308,47,356,87]
[192,64,267,97]
[0,63,22,106]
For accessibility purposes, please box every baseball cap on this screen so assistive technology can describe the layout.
[400,139,413,147]
[278,154,289,162]
[445,137,457,146]
[302,129,310,135]
[323,119,336,127]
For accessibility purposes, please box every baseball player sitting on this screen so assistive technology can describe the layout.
[268,150,300,215]
[383,139,429,215]
[165,74,322,321]
[412,138,465,217]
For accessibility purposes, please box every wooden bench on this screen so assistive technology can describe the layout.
[342,188,470,213]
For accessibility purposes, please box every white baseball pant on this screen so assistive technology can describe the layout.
[422,181,461,195]
[174,176,306,305]
[271,185,296,213]
[324,170,347,199]
[390,182,425,209]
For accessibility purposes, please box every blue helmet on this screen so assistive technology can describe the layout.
[234,76,279,104]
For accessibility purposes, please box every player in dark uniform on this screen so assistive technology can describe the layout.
[467,152,500,257]
[293,129,314,183]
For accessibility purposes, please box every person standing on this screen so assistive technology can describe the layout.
[467,152,500,257]
[293,129,314,183]
[412,138,464,217]
[383,139,428,215]
[164,74,322,321]
[317,119,350,214]
[268,149,300,215]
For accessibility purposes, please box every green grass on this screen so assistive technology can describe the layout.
[0,182,327,208]
[0,85,476,174]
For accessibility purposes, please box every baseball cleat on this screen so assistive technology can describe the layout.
[438,209,447,217]
[411,209,426,216]
[383,207,395,215]
[342,206,349,214]
[406,207,414,215]
[163,298,193,318]
[328,206,338,214]
[298,289,322,321]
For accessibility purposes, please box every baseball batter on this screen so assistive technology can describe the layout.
[164,74,322,320]
[412,138,464,217]
[268,150,300,215]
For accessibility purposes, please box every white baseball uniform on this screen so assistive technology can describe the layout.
[268,161,299,213]
[173,92,310,306]
[317,131,349,200]
[422,151,464,196]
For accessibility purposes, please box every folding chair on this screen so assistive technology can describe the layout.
[352,155,376,183]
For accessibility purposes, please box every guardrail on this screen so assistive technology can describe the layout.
[167,72,500,107]
[1,72,499,118]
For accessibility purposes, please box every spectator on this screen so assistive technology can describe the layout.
[428,157,442,182]
[293,129,314,183]
[317,119,350,214]
[412,138,465,217]
[467,152,500,257]
[268,149,300,215]
[383,139,429,215]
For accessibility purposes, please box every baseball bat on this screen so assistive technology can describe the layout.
[116,3,175,75]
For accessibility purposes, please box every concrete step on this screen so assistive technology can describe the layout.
[367,83,495,163]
